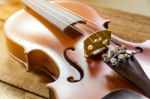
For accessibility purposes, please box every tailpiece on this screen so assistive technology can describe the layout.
[104,45,150,97]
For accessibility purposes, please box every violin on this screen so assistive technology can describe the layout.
[4,0,150,99]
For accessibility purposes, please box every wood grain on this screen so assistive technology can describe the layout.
[0,0,150,99]
[0,80,44,99]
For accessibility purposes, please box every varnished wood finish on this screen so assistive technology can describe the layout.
[3,0,150,99]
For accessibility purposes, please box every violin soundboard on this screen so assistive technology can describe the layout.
[0,1,150,99]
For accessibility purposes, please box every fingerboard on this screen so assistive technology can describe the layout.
[21,0,84,31]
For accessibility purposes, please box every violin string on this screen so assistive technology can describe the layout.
[41,0,103,42]
[50,2,109,45]
[36,0,109,46]
[29,0,84,33]
[52,2,118,46]
[52,3,120,46]
[35,0,108,43]
[33,2,94,43]
[47,0,102,39]
[52,2,109,37]
[28,0,109,44]
[51,1,106,39]
[34,0,95,33]
[46,0,106,41]
[29,0,95,43]
[50,2,109,43]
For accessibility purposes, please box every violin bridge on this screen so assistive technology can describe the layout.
[84,30,111,58]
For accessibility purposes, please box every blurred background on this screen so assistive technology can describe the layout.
[81,0,150,16]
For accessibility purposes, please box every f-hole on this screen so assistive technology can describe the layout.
[64,47,84,82]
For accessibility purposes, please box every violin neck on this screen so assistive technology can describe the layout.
[21,0,85,32]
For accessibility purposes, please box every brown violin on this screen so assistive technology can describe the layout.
[4,0,150,99]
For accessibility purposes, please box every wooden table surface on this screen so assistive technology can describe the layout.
[0,0,150,99]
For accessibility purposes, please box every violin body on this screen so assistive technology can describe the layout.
[4,1,150,99]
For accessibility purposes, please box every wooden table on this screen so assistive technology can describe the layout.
[0,0,150,99]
